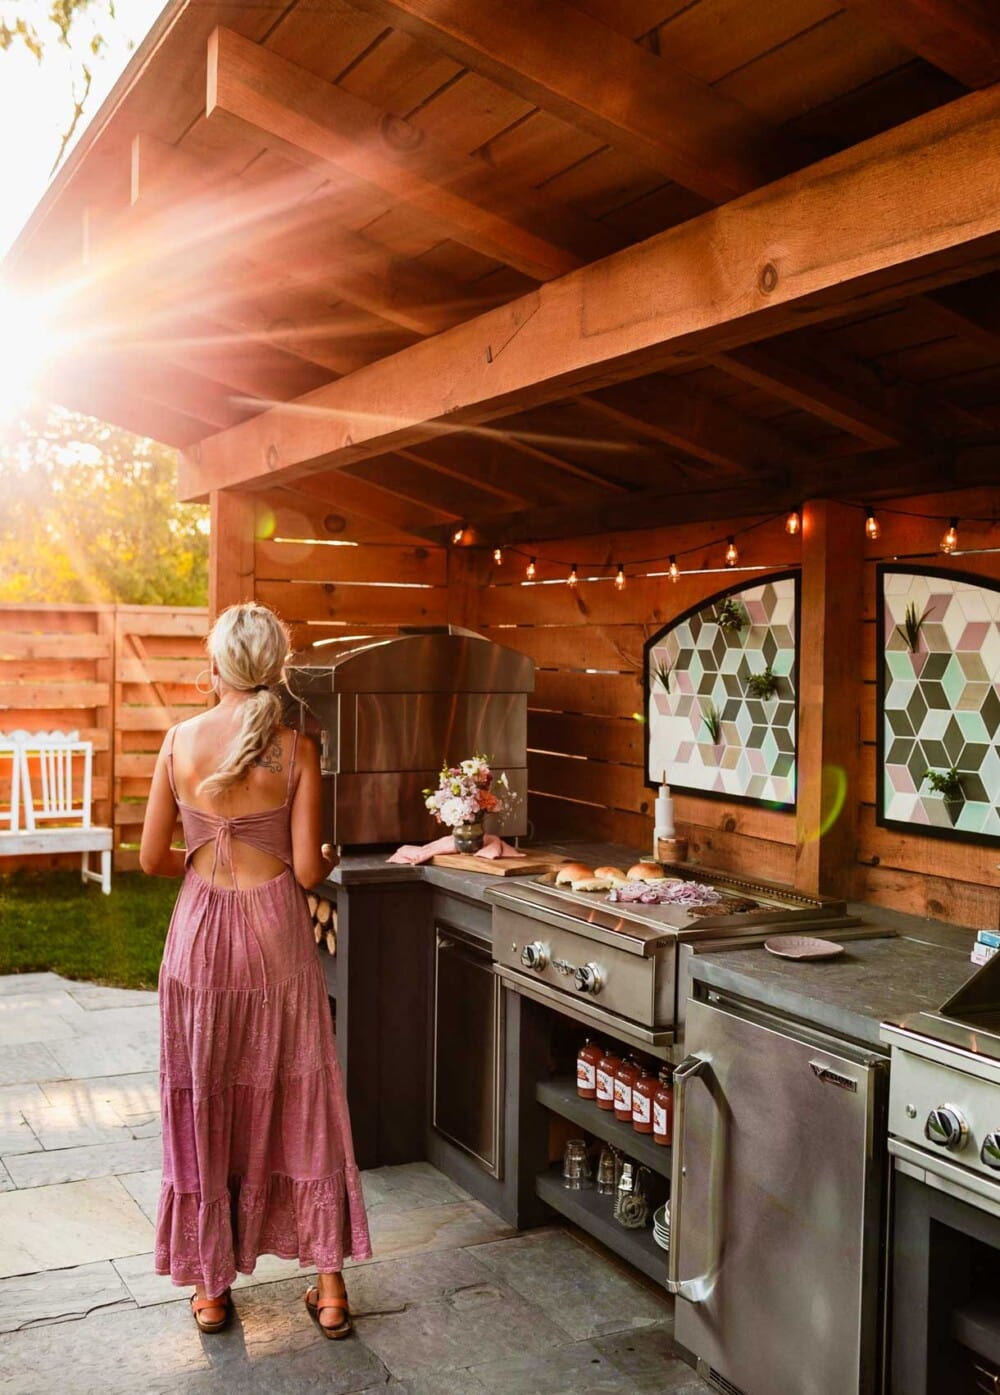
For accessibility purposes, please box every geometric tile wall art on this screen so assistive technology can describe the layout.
[644,571,798,809]
[877,564,1000,844]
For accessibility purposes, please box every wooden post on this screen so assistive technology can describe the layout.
[209,490,256,619]
[795,499,864,898]
[446,546,489,631]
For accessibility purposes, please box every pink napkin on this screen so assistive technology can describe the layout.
[387,833,525,865]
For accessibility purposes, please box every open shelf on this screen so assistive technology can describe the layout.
[536,1167,668,1287]
[536,1077,672,1177]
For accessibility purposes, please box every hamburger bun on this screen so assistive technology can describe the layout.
[555,862,594,886]
[594,865,626,882]
[627,861,665,882]
[571,876,613,892]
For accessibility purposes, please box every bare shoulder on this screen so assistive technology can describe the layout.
[289,728,320,768]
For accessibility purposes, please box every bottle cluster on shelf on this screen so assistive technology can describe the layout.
[577,1038,673,1145]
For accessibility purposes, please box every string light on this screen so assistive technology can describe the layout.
[940,518,959,554]
[451,525,466,545]
[724,537,738,567]
[493,546,503,565]
[668,556,679,582]
[567,562,579,587]
[614,562,626,591]
[864,508,880,541]
[784,508,801,536]
[525,556,536,580]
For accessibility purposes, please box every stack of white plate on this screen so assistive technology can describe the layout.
[652,1202,670,1252]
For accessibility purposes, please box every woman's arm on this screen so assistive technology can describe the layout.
[289,734,337,889]
[139,731,186,878]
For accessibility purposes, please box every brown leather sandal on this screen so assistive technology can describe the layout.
[190,1287,231,1333]
[304,1285,353,1340]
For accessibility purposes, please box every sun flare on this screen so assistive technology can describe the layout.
[0,285,55,425]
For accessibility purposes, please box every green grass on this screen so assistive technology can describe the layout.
[0,872,177,989]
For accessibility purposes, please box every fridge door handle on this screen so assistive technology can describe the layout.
[667,1053,713,1300]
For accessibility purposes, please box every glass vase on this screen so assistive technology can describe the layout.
[453,820,485,853]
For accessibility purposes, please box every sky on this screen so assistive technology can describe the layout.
[0,0,165,257]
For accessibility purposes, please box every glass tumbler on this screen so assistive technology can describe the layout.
[596,1145,618,1195]
[562,1138,592,1189]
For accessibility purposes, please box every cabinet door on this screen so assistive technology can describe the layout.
[673,995,886,1395]
[433,925,503,1177]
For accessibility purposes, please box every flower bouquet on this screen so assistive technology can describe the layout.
[424,754,518,852]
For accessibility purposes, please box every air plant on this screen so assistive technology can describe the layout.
[923,767,963,802]
[715,598,747,634]
[701,700,723,744]
[896,601,933,654]
[745,666,779,701]
[650,658,672,693]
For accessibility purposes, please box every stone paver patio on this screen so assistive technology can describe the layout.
[0,972,708,1393]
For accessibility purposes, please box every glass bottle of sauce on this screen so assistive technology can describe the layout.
[653,1067,674,1146]
[596,1047,621,1111]
[614,1056,639,1122]
[576,1038,602,1099]
[632,1063,657,1133]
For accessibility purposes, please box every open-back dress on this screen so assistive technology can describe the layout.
[154,728,371,1296]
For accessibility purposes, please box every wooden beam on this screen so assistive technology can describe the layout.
[179,87,1000,500]
[350,0,800,202]
[794,500,864,898]
[210,491,256,618]
[843,0,1000,89]
[205,27,618,282]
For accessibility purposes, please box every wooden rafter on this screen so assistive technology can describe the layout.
[349,0,801,202]
[843,0,1000,90]
[178,87,1000,500]
[205,26,619,282]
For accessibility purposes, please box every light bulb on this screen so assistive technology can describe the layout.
[785,509,801,536]
[724,537,738,567]
[614,563,625,591]
[940,518,959,554]
[864,508,880,541]
[526,556,536,580]
[668,556,679,582]
[493,546,503,564]
[451,525,466,545]
[567,563,579,587]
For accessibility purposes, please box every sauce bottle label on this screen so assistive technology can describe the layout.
[577,1060,596,1090]
[633,1093,651,1125]
[654,1101,668,1137]
[596,1069,614,1100]
[613,1080,632,1110]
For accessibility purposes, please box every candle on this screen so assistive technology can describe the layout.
[654,774,675,840]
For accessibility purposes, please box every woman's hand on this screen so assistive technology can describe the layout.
[321,843,340,872]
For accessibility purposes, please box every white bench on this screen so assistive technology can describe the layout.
[0,734,113,894]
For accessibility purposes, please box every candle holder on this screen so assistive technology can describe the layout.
[656,835,689,863]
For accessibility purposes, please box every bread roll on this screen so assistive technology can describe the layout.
[627,861,665,882]
[571,876,612,892]
[594,865,626,882]
[555,862,594,886]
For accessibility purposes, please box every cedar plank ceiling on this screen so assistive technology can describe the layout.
[4,0,1000,545]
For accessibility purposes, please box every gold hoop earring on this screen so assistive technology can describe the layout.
[195,668,215,695]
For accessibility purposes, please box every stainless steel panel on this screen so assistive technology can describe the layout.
[495,967,674,1059]
[889,1138,1000,1219]
[287,631,535,695]
[888,1047,1000,1183]
[330,767,528,845]
[348,692,526,773]
[493,905,676,1026]
[433,925,503,1177]
[673,995,886,1395]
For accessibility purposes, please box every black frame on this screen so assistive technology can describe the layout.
[876,562,1000,848]
[642,569,800,811]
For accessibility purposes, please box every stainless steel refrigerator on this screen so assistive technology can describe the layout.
[669,992,888,1395]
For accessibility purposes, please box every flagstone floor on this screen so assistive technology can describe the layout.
[0,972,709,1394]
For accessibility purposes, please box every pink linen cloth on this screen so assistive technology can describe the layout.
[155,731,371,1296]
[387,832,525,865]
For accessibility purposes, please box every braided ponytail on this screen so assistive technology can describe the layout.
[199,604,290,797]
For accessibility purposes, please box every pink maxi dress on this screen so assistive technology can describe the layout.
[154,731,371,1295]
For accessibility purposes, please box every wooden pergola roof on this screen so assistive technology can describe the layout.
[6,0,1000,546]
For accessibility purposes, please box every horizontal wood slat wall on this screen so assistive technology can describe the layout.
[478,514,800,881]
[0,603,209,875]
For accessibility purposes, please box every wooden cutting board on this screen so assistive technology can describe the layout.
[428,850,566,876]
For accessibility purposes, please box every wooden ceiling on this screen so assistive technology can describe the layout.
[5,0,1000,545]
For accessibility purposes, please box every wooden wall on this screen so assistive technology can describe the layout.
[0,603,207,873]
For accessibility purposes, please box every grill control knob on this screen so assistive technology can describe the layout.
[574,963,602,995]
[520,942,548,971]
[925,1106,968,1151]
[981,1132,1000,1170]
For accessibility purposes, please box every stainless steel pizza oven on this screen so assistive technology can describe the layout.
[284,627,534,846]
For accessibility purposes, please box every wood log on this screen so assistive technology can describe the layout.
[316,898,333,926]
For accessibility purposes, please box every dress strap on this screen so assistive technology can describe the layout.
[165,726,179,800]
[285,729,299,801]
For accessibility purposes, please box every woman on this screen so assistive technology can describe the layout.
[140,603,371,1337]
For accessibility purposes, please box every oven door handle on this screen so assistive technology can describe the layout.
[667,1053,716,1301]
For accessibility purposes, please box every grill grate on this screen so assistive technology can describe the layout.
[707,1367,749,1395]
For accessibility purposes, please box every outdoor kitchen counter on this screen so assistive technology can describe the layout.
[687,906,980,1051]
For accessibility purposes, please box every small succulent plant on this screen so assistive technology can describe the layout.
[701,700,723,744]
[896,601,933,654]
[923,767,963,802]
[746,666,779,700]
[650,658,672,693]
[715,598,747,634]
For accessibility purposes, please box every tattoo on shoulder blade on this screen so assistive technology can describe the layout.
[254,738,283,773]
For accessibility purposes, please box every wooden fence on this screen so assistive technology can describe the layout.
[0,603,208,873]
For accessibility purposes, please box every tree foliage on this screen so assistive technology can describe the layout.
[0,1,110,59]
[0,406,209,606]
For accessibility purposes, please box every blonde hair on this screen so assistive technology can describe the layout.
[199,603,290,797]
